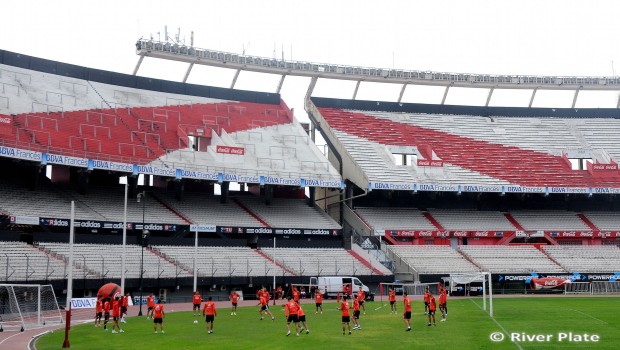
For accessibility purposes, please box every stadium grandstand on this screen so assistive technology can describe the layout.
[1,38,620,307]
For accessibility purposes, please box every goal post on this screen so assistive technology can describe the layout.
[590,281,620,294]
[564,281,591,295]
[448,272,493,317]
[0,284,63,332]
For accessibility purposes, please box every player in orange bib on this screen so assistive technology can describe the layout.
[111,297,123,333]
[315,289,323,314]
[258,292,275,321]
[357,287,366,314]
[153,301,165,333]
[146,293,155,319]
[292,287,301,303]
[403,292,412,332]
[229,290,240,315]
[94,297,103,327]
[439,287,448,322]
[192,291,202,317]
[352,297,362,330]
[284,296,300,336]
[427,293,437,327]
[423,287,430,315]
[338,296,352,335]
[297,303,310,334]
[102,298,111,331]
[389,287,397,314]
[121,293,129,323]
[202,296,217,334]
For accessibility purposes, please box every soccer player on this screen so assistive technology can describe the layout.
[192,291,202,317]
[259,287,271,306]
[403,291,412,332]
[202,296,217,334]
[111,297,124,333]
[315,289,323,314]
[146,293,155,319]
[258,291,275,321]
[423,287,430,315]
[427,293,437,327]
[357,287,366,314]
[439,288,448,322]
[94,297,103,327]
[102,298,111,331]
[153,301,165,334]
[338,295,352,335]
[389,287,397,314]
[120,293,129,323]
[292,287,300,304]
[352,296,362,330]
[277,285,283,299]
[297,303,310,334]
[229,289,240,315]
[284,296,300,336]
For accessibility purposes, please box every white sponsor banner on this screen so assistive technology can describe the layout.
[71,297,98,309]
[548,187,589,194]
[43,153,88,167]
[261,175,300,186]
[592,188,620,194]
[89,159,133,173]
[190,224,217,232]
[178,169,219,181]
[461,185,503,192]
[0,146,42,161]
[10,215,40,225]
[370,182,413,191]
[133,165,177,177]
[504,186,546,193]
[301,178,343,188]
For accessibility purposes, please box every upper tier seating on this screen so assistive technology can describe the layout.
[509,210,590,231]
[541,245,620,272]
[0,64,340,183]
[428,209,516,231]
[355,207,436,230]
[582,212,620,231]
[235,196,341,229]
[459,245,565,273]
[316,107,620,188]
[387,245,480,274]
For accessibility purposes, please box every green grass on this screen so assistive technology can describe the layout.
[36,297,620,349]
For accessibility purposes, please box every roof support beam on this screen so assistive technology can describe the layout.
[571,88,581,108]
[276,74,286,94]
[397,83,408,103]
[441,84,451,105]
[305,76,318,106]
[182,62,194,83]
[352,80,361,100]
[485,87,495,107]
[132,55,145,76]
[528,87,538,108]
[617,94,620,108]
[230,69,241,89]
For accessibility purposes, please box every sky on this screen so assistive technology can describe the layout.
[2,0,620,124]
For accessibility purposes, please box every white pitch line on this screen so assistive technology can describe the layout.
[468,298,523,350]
[374,303,387,311]
[0,332,23,348]
[569,309,609,325]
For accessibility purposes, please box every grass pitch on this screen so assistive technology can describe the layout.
[36,297,620,349]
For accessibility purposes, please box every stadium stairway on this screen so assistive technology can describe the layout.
[422,212,445,231]
[231,197,270,227]
[577,213,600,231]
[319,108,620,188]
[147,246,193,275]
[347,246,385,275]
[456,249,484,272]
[149,192,192,224]
[537,247,568,272]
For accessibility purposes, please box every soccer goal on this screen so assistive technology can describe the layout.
[564,281,591,294]
[448,273,493,317]
[590,281,620,294]
[0,284,63,332]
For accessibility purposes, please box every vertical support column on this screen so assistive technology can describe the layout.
[183,62,195,83]
[304,76,318,110]
[397,83,408,103]
[485,87,495,107]
[132,55,145,76]
[441,84,451,105]
[230,69,241,89]
[571,88,581,108]
[352,80,361,100]
[276,74,286,94]
[529,87,538,108]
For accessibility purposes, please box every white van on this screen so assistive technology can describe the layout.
[309,276,373,301]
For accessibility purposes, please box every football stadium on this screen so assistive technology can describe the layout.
[1,2,620,349]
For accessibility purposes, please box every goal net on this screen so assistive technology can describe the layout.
[448,273,493,317]
[0,284,63,332]
[564,281,591,294]
[591,281,620,294]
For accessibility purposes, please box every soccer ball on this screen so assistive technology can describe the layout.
[193,320,198,324]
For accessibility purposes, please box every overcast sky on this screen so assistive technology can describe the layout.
[2,0,620,119]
